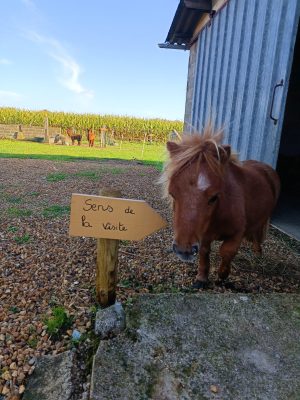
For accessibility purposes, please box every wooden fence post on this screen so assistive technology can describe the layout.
[96,188,122,306]
[141,132,147,159]
[44,117,49,143]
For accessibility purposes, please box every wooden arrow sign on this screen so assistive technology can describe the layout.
[69,193,167,241]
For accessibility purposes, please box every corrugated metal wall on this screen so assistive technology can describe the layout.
[185,0,300,167]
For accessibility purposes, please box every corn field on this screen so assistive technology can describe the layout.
[0,107,183,142]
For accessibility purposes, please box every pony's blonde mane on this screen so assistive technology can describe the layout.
[159,124,239,199]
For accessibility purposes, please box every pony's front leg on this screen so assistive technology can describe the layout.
[194,241,211,289]
[218,236,243,281]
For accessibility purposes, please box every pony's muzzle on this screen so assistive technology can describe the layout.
[172,242,199,262]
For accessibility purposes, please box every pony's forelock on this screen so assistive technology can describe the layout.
[159,124,239,200]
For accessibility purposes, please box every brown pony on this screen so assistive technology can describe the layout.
[66,128,82,146]
[87,128,95,147]
[161,125,280,288]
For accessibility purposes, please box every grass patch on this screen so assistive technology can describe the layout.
[6,195,22,203]
[8,207,32,217]
[73,167,125,180]
[0,140,165,170]
[43,205,70,218]
[118,279,133,288]
[9,306,20,314]
[73,171,100,180]
[14,233,31,244]
[44,306,73,339]
[27,337,38,349]
[7,226,18,233]
[46,172,68,182]
[28,191,40,196]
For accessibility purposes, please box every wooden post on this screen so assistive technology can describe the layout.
[141,132,147,159]
[96,188,122,306]
[44,117,49,143]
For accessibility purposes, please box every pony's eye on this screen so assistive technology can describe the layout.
[208,194,218,205]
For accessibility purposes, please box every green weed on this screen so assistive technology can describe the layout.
[28,325,36,334]
[44,306,73,339]
[8,207,32,217]
[118,279,132,288]
[43,205,70,218]
[6,195,22,203]
[14,233,30,244]
[9,306,20,314]
[46,172,67,182]
[7,226,18,233]
[89,305,98,316]
[27,337,38,349]
[73,171,100,180]
[106,167,124,175]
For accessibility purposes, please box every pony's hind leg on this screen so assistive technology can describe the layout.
[194,241,211,289]
[252,220,269,255]
[218,235,243,281]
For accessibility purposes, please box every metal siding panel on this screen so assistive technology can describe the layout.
[198,28,211,130]
[202,15,217,125]
[238,0,269,161]
[215,4,232,132]
[210,13,222,124]
[187,0,299,167]
[213,7,228,131]
[231,1,258,152]
[222,0,246,145]
[191,31,205,132]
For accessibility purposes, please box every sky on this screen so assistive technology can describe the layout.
[0,0,189,120]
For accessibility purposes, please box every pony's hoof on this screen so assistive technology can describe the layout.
[192,280,208,290]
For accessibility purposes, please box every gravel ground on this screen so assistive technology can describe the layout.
[0,158,299,398]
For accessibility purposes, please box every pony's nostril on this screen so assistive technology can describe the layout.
[192,245,199,255]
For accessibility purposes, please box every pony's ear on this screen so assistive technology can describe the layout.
[167,141,180,156]
[220,144,231,163]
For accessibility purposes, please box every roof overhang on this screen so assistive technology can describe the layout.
[158,0,212,50]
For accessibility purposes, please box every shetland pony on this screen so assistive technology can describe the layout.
[66,128,82,146]
[161,125,280,288]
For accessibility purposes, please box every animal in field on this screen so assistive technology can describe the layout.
[54,134,69,145]
[87,128,96,147]
[71,135,82,145]
[66,128,82,146]
[160,125,280,288]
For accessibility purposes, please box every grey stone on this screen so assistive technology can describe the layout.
[72,329,81,340]
[94,301,126,338]
[23,351,74,400]
[28,356,36,366]
[90,293,300,400]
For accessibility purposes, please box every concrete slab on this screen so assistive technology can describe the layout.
[23,351,75,400]
[91,294,300,400]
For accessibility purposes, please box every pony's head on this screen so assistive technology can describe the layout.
[161,125,236,262]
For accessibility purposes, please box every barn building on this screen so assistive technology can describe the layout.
[160,0,300,240]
